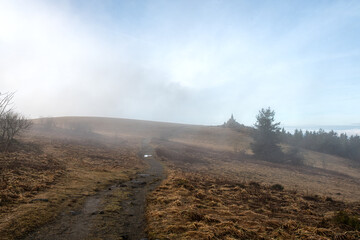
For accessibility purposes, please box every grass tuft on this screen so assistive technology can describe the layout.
[270,184,284,191]
[333,211,360,231]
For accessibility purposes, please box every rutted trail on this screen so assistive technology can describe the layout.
[23,139,164,240]
[120,139,165,239]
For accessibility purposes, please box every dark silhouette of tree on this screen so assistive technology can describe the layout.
[251,107,284,162]
[223,114,242,129]
[279,127,360,163]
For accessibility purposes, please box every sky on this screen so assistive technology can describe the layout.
[1,0,360,128]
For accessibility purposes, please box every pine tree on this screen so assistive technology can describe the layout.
[251,107,284,162]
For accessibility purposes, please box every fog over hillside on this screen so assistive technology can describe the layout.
[1,0,360,127]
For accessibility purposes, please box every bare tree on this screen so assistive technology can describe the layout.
[0,92,32,151]
[0,92,14,116]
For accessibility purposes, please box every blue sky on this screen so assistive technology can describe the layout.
[1,0,360,127]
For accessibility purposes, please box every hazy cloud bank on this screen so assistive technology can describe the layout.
[1,0,360,126]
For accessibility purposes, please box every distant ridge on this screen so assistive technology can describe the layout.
[33,116,205,127]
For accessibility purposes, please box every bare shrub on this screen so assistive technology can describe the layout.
[0,92,32,151]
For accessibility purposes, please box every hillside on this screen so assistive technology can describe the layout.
[0,116,359,239]
[31,116,360,200]
[32,117,360,198]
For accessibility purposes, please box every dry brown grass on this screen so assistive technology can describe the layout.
[0,147,64,206]
[153,139,360,201]
[0,134,143,240]
[147,170,360,239]
[147,139,360,239]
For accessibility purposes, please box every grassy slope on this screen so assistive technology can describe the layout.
[2,116,359,239]
[34,116,360,200]
[147,170,360,239]
[148,139,360,239]
[0,126,143,239]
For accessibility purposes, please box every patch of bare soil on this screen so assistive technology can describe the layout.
[23,139,164,240]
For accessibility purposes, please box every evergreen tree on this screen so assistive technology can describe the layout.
[224,114,242,129]
[251,107,284,162]
[278,127,360,163]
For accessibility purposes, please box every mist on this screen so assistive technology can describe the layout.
[1,0,360,127]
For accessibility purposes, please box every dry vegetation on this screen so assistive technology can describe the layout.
[147,170,360,239]
[153,139,360,201]
[0,130,143,239]
[1,116,360,239]
[0,141,64,206]
[146,139,360,239]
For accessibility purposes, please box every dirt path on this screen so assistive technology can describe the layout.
[23,139,164,240]
[120,139,165,239]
